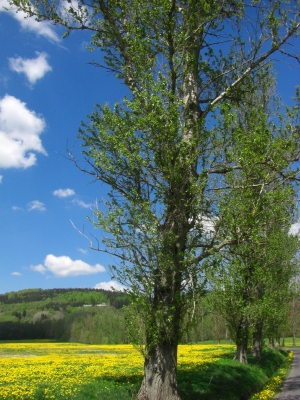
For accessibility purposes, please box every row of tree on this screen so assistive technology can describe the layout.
[204,79,300,363]
[8,1,300,399]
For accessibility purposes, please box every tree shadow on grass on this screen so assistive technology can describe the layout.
[177,349,286,400]
[178,361,261,400]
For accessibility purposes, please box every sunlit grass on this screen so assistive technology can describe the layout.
[281,337,299,347]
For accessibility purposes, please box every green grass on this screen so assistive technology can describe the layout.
[32,347,287,400]
[281,337,299,347]
[177,348,287,400]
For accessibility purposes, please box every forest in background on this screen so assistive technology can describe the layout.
[0,287,299,345]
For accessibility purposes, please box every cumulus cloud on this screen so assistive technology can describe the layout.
[11,271,22,276]
[1,0,60,42]
[31,254,105,277]
[9,52,52,85]
[72,199,92,208]
[94,281,126,292]
[28,200,46,211]
[290,222,300,236]
[53,188,75,198]
[0,95,47,169]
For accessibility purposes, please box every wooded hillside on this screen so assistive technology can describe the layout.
[0,288,299,345]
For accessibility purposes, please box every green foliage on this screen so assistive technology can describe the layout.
[204,74,300,360]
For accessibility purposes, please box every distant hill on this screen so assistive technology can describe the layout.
[0,287,129,308]
[0,288,238,344]
[0,288,129,343]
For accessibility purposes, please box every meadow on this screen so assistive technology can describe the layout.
[0,340,292,400]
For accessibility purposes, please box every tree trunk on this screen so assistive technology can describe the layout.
[293,332,296,347]
[252,320,263,357]
[275,337,280,347]
[137,342,180,400]
[268,338,274,348]
[234,318,248,363]
[234,340,248,363]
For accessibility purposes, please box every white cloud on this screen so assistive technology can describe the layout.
[9,52,52,85]
[53,188,75,198]
[0,95,47,169]
[189,215,217,234]
[290,222,300,236]
[0,175,2,183]
[28,200,46,211]
[1,0,60,42]
[11,271,22,276]
[78,248,87,254]
[72,199,92,208]
[94,281,126,292]
[12,206,23,210]
[30,264,46,274]
[31,254,106,277]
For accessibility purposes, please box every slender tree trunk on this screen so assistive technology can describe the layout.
[234,318,248,363]
[293,332,296,347]
[252,320,263,357]
[268,338,274,348]
[137,342,180,400]
[275,337,280,347]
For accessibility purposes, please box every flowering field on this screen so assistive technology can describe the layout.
[0,341,235,399]
[0,342,233,399]
[0,341,289,400]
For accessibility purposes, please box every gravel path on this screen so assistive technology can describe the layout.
[274,348,300,399]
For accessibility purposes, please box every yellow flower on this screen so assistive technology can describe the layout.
[0,342,235,399]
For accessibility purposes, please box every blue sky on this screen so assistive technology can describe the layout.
[0,3,129,293]
[0,3,299,294]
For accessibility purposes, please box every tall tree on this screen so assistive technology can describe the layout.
[206,81,299,362]
[8,1,300,398]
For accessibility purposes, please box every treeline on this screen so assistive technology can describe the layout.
[0,307,128,343]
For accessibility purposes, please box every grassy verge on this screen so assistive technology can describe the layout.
[250,351,293,400]
[177,347,288,400]
[33,348,289,400]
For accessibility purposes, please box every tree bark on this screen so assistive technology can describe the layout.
[136,342,180,400]
[234,318,248,363]
[252,320,263,357]
[234,340,248,363]
[293,332,296,347]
